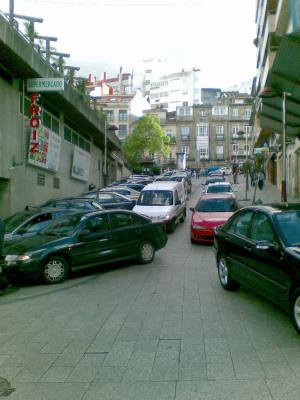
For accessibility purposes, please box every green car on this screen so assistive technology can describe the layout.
[3,210,168,284]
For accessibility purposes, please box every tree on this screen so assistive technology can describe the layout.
[123,115,170,170]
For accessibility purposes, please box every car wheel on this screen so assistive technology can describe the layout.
[290,289,300,334]
[217,255,240,291]
[168,219,176,233]
[138,241,155,264]
[42,256,68,284]
[180,209,186,223]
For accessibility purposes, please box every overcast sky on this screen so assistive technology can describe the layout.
[2,0,258,90]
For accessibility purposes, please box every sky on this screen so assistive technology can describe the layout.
[1,0,258,91]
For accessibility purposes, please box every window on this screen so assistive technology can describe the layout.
[165,129,173,137]
[64,124,91,152]
[181,127,189,139]
[182,101,188,106]
[118,124,127,138]
[178,107,192,116]
[119,110,128,121]
[197,124,208,137]
[212,106,228,116]
[250,212,276,242]
[199,146,209,159]
[182,145,189,154]
[244,125,252,134]
[216,145,223,155]
[228,211,253,237]
[232,125,239,134]
[245,108,252,118]
[86,215,110,233]
[200,110,206,117]
[232,143,238,153]
[232,108,238,117]
[106,110,114,121]
[216,125,224,135]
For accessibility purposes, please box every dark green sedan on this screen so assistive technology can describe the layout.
[3,210,168,284]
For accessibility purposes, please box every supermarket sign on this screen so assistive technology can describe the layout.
[27,78,64,92]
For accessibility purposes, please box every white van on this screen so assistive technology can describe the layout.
[133,181,186,233]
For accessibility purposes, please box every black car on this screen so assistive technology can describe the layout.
[213,203,300,333]
[40,198,103,211]
[3,210,168,284]
[80,191,136,210]
[3,208,74,242]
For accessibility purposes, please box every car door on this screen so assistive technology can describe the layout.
[246,211,290,305]
[70,213,115,270]
[221,209,255,284]
[109,212,143,258]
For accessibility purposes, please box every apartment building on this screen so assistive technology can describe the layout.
[142,60,201,112]
[146,92,253,170]
[253,0,300,200]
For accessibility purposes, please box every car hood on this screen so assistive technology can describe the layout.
[192,211,233,226]
[133,205,172,219]
[4,234,72,255]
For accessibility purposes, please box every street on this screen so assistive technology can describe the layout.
[0,177,300,400]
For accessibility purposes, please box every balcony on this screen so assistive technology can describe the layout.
[216,135,224,141]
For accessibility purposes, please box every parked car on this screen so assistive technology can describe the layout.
[100,186,140,201]
[3,208,74,242]
[40,198,103,211]
[3,210,168,284]
[202,176,226,192]
[204,182,236,196]
[80,191,136,210]
[213,203,300,333]
[190,194,239,243]
[169,176,192,194]
[118,183,145,192]
[133,181,186,233]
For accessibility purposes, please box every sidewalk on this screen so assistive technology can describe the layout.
[231,174,281,206]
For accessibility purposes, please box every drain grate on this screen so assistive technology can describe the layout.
[0,377,15,397]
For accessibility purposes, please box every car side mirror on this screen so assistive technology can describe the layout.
[175,199,181,205]
[189,207,195,212]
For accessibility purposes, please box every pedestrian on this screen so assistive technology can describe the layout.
[258,171,264,190]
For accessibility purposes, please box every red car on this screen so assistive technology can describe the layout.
[190,193,239,243]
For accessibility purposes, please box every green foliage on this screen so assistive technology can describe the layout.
[123,115,170,169]
[24,21,36,43]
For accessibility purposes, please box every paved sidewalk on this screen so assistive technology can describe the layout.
[229,175,281,206]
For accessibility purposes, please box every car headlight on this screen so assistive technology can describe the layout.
[5,254,31,262]
[192,224,207,230]
[165,215,170,220]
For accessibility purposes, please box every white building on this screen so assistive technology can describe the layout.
[142,59,201,112]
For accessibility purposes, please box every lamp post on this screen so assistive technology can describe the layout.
[237,130,249,200]
[258,87,291,202]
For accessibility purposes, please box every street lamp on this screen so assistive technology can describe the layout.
[237,130,249,200]
[103,122,118,186]
[258,87,291,202]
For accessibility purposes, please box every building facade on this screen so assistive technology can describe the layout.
[253,0,300,200]
[0,12,124,217]
[142,62,201,112]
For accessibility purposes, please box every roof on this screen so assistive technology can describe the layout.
[200,193,236,200]
[259,32,300,138]
[141,181,182,191]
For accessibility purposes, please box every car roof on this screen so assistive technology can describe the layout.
[141,181,182,191]
[206,182,231,186]
[200,193,236,200]
[241,203,300,214]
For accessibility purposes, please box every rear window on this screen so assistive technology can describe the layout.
[195,198,238,212]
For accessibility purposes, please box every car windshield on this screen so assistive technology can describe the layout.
[195,199,237,212]
[274,211,300,246]
[137,190,173,206]
[207,185,232,193]
[42,214,83,236]
[4,211,35,233]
